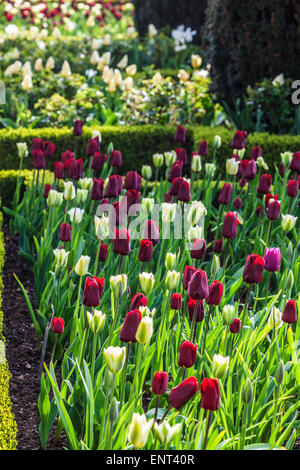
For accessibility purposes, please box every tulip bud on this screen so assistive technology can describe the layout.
[211,354,229,379]
[135,315,153,344]
[139,272,155,295]
[128,413,154,449]
[165,252,176,271]
[226,158,239,175]
[275,360,285,385]
[200,378,221,411]
[188,269,209,300]
[164,151,177,168]
[281,214,297,232]
[109,397,118,424]
[142,165,152,180]
[222,305,235,325]
[243,254,265,285]
[153,153,164,168]
[75,255,90,276]
[52,317,65,335]
[242,378,253,404]
[205,280,223,305]
[59,223,71,243]
[63,181,76,201]
[110,274,128,298]
[191,154,202,173]
[178,341,197,368]
[282,300,297,324]
[165,270,180,291]
[213,135,222,149]
[120,310,141,343]
[103,346,126,374]
[47,189,63,208]
[87,310,106,334]
[205,163,216,177]
[53,248,69,270]
[285,270,294,291]
[152,372,169,395]
[211,255,220,278]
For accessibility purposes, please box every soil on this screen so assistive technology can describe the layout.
[2,219,65,450]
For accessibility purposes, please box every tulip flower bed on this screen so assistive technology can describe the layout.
[4,124,300,451]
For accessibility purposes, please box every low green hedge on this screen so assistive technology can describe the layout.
[0,209,17,450]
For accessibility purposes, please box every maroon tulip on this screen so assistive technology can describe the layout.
[231,130,247,150]
[170,293,182,310]
[53,161,65,179]
[43,184,52,199]
[59,222,71,242]
[265,193,279,210]
[125,189,141,210]
[83,276,105,307]
[178,341,197,368]
[229,318,241,334]
[144,219,160,246]
[113,228,130,256]
[257,174,272,194]
[187,269,209,300]
[177,180,191,202]
[279,163,285,177]
[234,197,242,210]
[129,293,147,311]
[110,150,122,167]
[125,171,142,191]
[168,160,183,182]
[198,140,208,156]
[290,152,300,173]
[32,150,46,170]
[176,148,187,166]
[237,159,248,177]
[73,119,83,136]
[287,180,299,198]
[244,160,257,180]
[169,376,199,409]
[138,239,153,262]
[91,152,107,172]
[116,174,123,194]
[52,317,65,335]
[174,124,186,143]
[152,372,169,395]
[243,254,264,284]
[65,158,83,180]
[170,177,184,196]
[213,239,223,254]
[218,183,233,205]
[32,138,44,151]
[200,378,220,411]
[120,309,142,343]
[222,212,239,239]
[86,136,100,156]
[61,150,74,164]
[183,266,197,290]
[251,146,262,160]
[267,199,281,220]
[190,238,206,260]
[44,141,56,159]
[105,175,119,199]
[205,280,223,306]
[282,300,297,324]
[99,243,108,262]
[91,178,104,200]
[188,298,205,322]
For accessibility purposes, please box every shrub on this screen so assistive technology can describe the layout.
[205,0,300,103]
[133,0,207,44]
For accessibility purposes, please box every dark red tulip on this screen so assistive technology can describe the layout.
[138,239,153,262]
[52,317,65,335]
[213,239,223,254]
[99,243,108,262]
[169,376,199,409]
[65,158,83,180]
[32,138,44,152]
[279,163,285,177]
[174,124,186,143]
[243,254,264,284]
[257,174,272,194]
[244,160,257,180]
[144,219,160,246]
[73,119,83,136]
[200,378,220,411]
[91,178,104,200]
[61,150,74,164]
[188,269,209,300]
[170,177,184,196]
[164,190,172,202]
[110,150,122,167]
[234,197,242,209]
[290,152,300,173]
[198,140,208,156]
[282,300,297,324]
[91,152,107,172]
[205,280,223,306]
[152,371,169,395]
[178,341,197,368]
[176,148,187,166]
[190,238,206,260]
[59,222,71,242]
[105,175,119,199]
[120,309,141,343]
[218,183,233,204]
[124,171,142,191]
[287,180,299,198]
[83,276,105,307]
[170,293,182,310]
[43,141,56,159]
[231,130,247,150]
[183,266,197,290]
[168,160,183,182]
[86,136,100,156]
[267,199,281,220]
[251,146,262,160]
[32,150,46,170]
[229,318,241,333]
[177,180,191,202]
[113,228,130,256]
[265,193,279,210]
[188,298,205,322]
[237,159,248,177]
[53,161,65,179]
[125,189,141,210]
[43,183,52,199]
[116,174,123,194]
[222,212,239,239]
[129,293,147,311]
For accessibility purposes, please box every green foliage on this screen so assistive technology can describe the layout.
[205,0,300,103]
[0,210,17,450]
[133,0,207,45]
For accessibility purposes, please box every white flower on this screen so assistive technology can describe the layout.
[128,413,154,449]
[268,307,283,329]
[16,142,28,159]
[281,214,297,232]
[103,346,126,374]
[94,215,110,239]
[68,208,84,224]
[5,24,19,40]
[61,60,72,77]
[162,203,177,223]
[226,158,239,175]
[153,421,181,447]
[148,24,158,38]
[45,56,55,70]
[53,248,69,270]
[21,74,32,91]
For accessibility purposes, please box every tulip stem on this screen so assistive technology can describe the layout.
[202,410,212,450]
[159,404,172,424]
[120,342,130,408]
[240,285,251,334]
[202,305,212,355]
[270,384,280,446]
[93,239,102,276]
[50,335,58,364]
[154,396,160,422]
[221,239,230,279]
[190,301,198,342]
[129,342,143,402]
[239,403,249,450]
[265,219,272,246]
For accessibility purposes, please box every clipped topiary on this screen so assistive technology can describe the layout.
[205,0,300,104]
[133,0,207,44]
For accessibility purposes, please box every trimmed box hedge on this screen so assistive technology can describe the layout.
[0,209,17,450]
